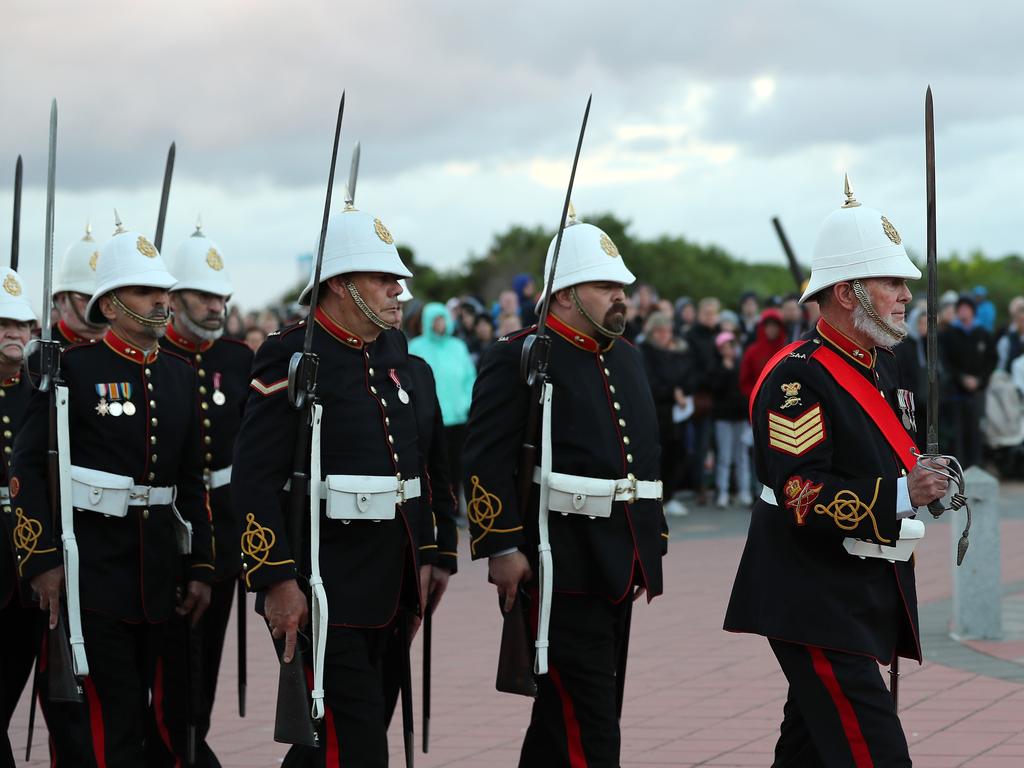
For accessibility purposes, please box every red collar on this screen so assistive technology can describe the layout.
[816,319,875,370]
[57,319,87,345]
[165,322,214,353]
[546,313,613,354]
[314,306,364,349]
[103,328,160,364]
[1,374,20,387]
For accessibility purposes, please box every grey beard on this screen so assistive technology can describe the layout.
[178,309,225,342]
[852,303,908,347]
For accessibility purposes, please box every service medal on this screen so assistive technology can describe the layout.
[389,369,410,404]
[95,397,109,417]
[122,401,137,416]
[108,401,124,417]
[212,390,226,406]
[902,412,913,430]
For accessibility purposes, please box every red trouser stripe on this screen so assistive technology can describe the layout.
[548,664,588,768]
[808,647,874,768]
[82,676,108,768]
[152,659,182,768]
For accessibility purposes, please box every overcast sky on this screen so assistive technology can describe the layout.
[3,1,1024,313]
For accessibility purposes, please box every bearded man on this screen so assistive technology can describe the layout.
[724,180,951,767]
[53,223,107,347]
[462,212,668,767]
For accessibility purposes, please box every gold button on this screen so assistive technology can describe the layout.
[148,472,155,482]
[195,354,202,363]
[627,453,634,463]
[368,368,375,376]
[199,386,207,395]
[388,435,394,444]
[393,453,399,462]
[627,473,636,481]
[144,368,152,377]
[603,368,610,375]
[142,509,149,520]
[205,453,212,462]
[203,419,211,428]
[623,436,631,445]
[370,386,378,394]
[3,447,10,455]
[901,468,907,476]
[0,390,6,398]
[149,400,156,408]
[198,369,206,378]
[613,402,621,411]
[609,385,616,394]
[201,402,209,411]
[385,417,390,426]
[2,430,10,438]
[204,436,212,445]
[151,454,158,463]
[381,399,387,408]
[1,415,9,424]
[618,419,626,427]
[599,355,605,363]
[151,418,159,427]
[150,436,157,445]
[147,383,154,392]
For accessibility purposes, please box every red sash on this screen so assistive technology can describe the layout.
[811,345,916,471]
[748,339,917,471]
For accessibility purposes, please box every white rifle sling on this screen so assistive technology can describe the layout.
[308,403,329,721]
[534,382,554,676]
[56,385,88,677]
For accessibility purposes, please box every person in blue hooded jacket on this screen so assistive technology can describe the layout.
[409,302,478,503]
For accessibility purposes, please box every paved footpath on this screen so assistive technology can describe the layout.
[11,481,1024,766]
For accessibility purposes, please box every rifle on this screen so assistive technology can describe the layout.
[237,578,247,717]
[496,96,591,695]
[11,155,21,270]
[154,142,175,252]
[771,216,804,292]
[33,101,84,704]
[274,92,345,747]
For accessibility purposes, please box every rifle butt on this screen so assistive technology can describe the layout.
[47,616,82,703]
[273,648,318,747]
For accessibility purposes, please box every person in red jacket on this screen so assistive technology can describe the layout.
[739,308,787,399]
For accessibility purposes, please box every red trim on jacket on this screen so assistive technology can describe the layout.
[102,328,160,364]
[314,306,364,349]
[165,322,214,353]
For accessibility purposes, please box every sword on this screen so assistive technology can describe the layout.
[154,142,175,252]
[237,578,247,717]
[771,216,804,292]
[11,155,22,270]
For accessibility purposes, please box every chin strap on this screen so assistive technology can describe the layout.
[345,281,392,330]
[110,292,170,330]
[852,280,907,343]
[569,287,624,339]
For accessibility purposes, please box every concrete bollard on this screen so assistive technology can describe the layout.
[950,466,1002,641]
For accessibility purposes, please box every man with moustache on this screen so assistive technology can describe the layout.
[11,218,214,766]
[0,267,41,768]
[233,207,439,766]
[462,212,668,767]
[724,181,952,766]
[148,220,253,767]
[53,223,107,347]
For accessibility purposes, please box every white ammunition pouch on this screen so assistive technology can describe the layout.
[534,469,663,519]
[759,485,925,562]
[206,465,232,490]
[324,475,420,522]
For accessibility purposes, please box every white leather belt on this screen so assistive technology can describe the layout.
[128,485,175,506]
[283,476,421,503]
[0,486,9,506]
[531,468,662,504]
[206,465,232,490]
[760,485,777,505]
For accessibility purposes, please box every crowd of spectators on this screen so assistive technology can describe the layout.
[229,279,1023,515]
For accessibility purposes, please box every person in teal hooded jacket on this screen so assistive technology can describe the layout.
[409,302,478,502]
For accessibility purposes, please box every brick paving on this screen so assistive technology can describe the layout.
[10,482,1024,766]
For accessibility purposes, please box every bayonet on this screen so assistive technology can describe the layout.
[154,142,175,252]
[11,156,22,271]
[345,142,360,208]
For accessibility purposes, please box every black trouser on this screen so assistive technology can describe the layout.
[146,576,237,767]
[44,612,165,768]
[520,592,630,768]
[0,598,43,768]
[281,624,394,768]
[952,391,985,468]
[769,639,911,768]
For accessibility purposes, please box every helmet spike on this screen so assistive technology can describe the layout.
[113,209,126,234]
[842,174,861,208]
[192,213,204,237]
[84,220,94,242]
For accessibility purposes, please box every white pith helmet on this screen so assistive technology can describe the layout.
[0,268,36,323]
[53,221,100,298]
[536,205,636,311]
[397,278,413,303]
[800,175,921,303]
[169,216,234,298]
[297,208,412,306]
[85,212,177,324]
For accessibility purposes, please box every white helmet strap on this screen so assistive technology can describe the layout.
[570,286,624,339]
[345,281,392,330]
[852,280,907,344]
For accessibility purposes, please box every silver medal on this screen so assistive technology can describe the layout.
[902,412,913,430]
[397,388,410,405]
[108,401,124,417]
[122,401,137,416]
[212,390,226,406]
